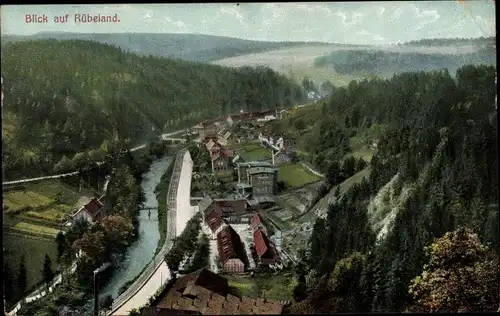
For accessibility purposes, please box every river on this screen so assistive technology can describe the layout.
[99,155,172,300]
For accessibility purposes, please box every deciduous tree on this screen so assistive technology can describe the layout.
[409,228,500,312]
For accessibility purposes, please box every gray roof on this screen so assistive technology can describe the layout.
[247,167,276,175]
[248,196,275,204]
[198,196,213,213]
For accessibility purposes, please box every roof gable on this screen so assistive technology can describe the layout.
[253,228,270,257]
[217,225,246,264]
[83,198,104,218]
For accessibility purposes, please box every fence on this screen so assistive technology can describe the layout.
[7,261,78,316]
[108,148,187,313]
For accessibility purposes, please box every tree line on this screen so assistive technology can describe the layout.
[313,47,495,77]
[1,39,304,180]
[290,64,499,313]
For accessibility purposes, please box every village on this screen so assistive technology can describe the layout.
[132,106,326,315]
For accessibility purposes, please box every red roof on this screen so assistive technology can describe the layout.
[84,198,104,218]
[253,229,280,263]
[217,226,246,264]
[216,199,246,214]
[204,205,223,233]
[221,149,234,158]
[253,228,269,257]
[250,213,262,229]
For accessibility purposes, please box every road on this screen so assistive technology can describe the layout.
[7,261,78,316]
[2,129,189,186]
[109,149,195,316]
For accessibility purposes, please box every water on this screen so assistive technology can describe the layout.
[98,155,172,300]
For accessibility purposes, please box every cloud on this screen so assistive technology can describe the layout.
[410,4,440,31]
[336,10,363,27]
[474,15,495,36]
[143,10,152,20]
[388,7,402,22]
[163,16,188,31]
[377,7,386,18]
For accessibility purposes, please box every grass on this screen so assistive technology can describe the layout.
[3,191,54,212]
[226,273,297,302]
[215,171,234,182]
[11,222,61,238]
[278,163,321,188]
[235,143,271,162]
[3,232,59,294]
[3,179,92,222]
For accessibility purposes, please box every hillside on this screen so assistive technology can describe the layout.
[289,64,499,313]
[313,45,496,77]
[1,39,304,180]
[0,32,327,63]
[212,37,495,86]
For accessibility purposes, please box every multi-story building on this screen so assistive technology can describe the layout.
[235,162,278,197]
[253,228,281,266]
[217,225,247,274]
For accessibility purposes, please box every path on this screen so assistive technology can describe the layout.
[109,149,195,316]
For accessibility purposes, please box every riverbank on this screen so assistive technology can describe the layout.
[99,156,173,300]
[154,159,176,254]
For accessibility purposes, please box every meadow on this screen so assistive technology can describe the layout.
[278,163,321,188]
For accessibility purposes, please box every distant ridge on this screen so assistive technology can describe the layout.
[0,32,335,63]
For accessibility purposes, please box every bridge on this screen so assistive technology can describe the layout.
[107,148,195,315]
[140,206,158,210]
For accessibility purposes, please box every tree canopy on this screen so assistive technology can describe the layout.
[1,39,304,179]
[294,64,498,312]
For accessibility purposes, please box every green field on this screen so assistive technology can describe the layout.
[11,222,61,238]
[235,143,271,162]
[278,163,321,188]
[3,179,92,223]
[226,273,297,302]
[3,232,59,294]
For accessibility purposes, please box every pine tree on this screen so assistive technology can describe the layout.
[41,254,54,288]
[56,231,66,262]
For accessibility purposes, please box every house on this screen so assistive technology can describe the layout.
[236,161,274,184]
[253,228,281,266]
[195,121,221,140]
[217,225,247,274]
[276,109,288,120]
[211,148,234,173]
[216,198,248,222]
[202,197,250,232]
[250,213,267,235]
[246,167,279,196]
[205,139,223,152]
[71,196,105,225]
[235,161,278,197]
[156,268,284,314]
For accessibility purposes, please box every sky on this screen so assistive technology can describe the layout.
[1,2,496,45]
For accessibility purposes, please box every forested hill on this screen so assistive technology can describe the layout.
[313,44,496,77]
[1,39,304,180]
[290,65,499,313]
[403,36,495,46]
[1,32,327,63]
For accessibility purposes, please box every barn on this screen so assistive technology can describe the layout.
[217,225,247,274]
